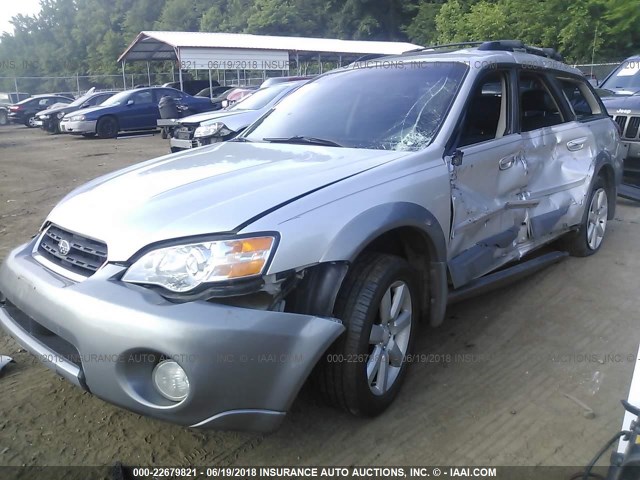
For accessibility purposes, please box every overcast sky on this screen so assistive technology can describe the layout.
[0,0,42,34]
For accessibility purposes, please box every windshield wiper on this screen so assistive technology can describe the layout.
[230,137,252,142]
[263,136,343,147]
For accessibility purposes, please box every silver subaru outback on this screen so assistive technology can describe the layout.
[0,41,624,432]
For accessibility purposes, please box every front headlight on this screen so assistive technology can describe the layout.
[194,122,231,138]
[70,114,86,121]
[122,236,275,293]
[40,114,49,119]
[56,112,65,119]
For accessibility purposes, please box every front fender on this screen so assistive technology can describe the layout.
[319,202,447,264]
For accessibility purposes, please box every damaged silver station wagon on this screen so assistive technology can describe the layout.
[0,40,624,431]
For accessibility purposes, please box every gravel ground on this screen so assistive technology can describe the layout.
[0,124,639,473]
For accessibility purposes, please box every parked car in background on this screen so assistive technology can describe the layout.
[170,81,307,152]
[597,55,640,183]
[36,89,116,134]
[162,80,219,96]
[223,87,258,107]
[0,92,30,105]
[195,85,233,98]
[261,75,314,87]
[60,87,216,138]
[0,41,623,432]
[0,92,30,125]
[8,94,74,127]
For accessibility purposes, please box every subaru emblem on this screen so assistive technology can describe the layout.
[58,239,71,256]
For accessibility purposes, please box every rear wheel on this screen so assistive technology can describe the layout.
[317,253,419,416]
[561,177,609,256]
[96,116,118,139]
[25,116,37,128]
[0,110,7,125]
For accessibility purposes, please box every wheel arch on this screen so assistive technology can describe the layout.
[594,156,618,220]
[315,202,449,327]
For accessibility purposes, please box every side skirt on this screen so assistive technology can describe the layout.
[447,251,568,305]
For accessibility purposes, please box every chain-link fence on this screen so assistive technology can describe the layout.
[0,69,295,96]
[0,72,179,96]
[573,62,621,83]
[0,61,623,97]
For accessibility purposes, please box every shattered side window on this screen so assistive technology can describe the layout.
[244,61,468,151]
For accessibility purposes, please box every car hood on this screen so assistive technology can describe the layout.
[200,110,261,132]
[601,94,640,114]
[47,141,409,261]
[178,109,241,126]
[37,104,78,117]
[68,104,118,118]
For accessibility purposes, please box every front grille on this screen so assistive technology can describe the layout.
[37,225,107,278]
[614,115,628,134]
[626,116,640,139]
[614,115,640,140]
[175,126,195,140]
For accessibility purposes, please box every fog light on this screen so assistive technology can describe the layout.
[152,360,190,402]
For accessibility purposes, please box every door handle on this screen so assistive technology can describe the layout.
[567,137,588,151]
[499,154,517,170]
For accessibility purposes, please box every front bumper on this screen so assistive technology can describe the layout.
[61,120,97,134]
[0,240,344,431]
[38,116,59,132]
[622,141,640,179]
[169,137,197,151]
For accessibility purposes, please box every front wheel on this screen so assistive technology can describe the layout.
[317,253,419,416]
[0,110,7,126]
[96,116,118,139]
[561,177,609,256]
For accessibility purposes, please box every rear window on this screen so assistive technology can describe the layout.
[245,61,468,151]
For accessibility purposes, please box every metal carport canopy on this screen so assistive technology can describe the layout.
[118,31,423,69]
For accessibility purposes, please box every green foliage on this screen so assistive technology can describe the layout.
[432,0,640,63]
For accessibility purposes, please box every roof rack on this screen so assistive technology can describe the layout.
[403,41,484,54]
[405,40,564,62]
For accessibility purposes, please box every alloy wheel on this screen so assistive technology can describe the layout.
[587,188,608,250]
[367,280,412,396]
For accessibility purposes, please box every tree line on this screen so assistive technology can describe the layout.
[0,0,638,81]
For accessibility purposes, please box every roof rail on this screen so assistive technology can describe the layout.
[404,39,564,62]
[478,40,564,61]
[404,41,484,54]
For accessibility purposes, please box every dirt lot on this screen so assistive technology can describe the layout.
[1,124,639,471]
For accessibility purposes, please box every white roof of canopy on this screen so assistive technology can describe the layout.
[118,31,422,63]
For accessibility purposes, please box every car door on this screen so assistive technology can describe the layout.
[35,97,54,113]
[119,90,157,130]
[516,71,596,239]
[447,68,531,288]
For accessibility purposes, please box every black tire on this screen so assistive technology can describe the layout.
[161,127,168,139]
[0,110,7,126]
[560,177,609,257]
[96,116,118,139]
[317,253,420,416]
[25,116,37,128]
